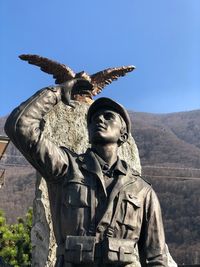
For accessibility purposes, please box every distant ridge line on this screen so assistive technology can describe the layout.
[143,175,200,180]
[0,163,30,168]
[1,161,200,171]
[143,166,200,171]
[2,154,25,159]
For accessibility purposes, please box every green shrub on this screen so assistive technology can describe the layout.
[0,208,32,267]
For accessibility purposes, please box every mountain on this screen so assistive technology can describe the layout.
[1,109,200,264]
[0,117,35,223]
[130,110,200,168]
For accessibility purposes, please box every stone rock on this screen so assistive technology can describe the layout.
[166,245,178,267]
[31,101,141,267]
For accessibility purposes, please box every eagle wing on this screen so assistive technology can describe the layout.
[19,54,76,84]
[90,65,135,96]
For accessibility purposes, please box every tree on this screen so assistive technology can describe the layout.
[0,208,32,267]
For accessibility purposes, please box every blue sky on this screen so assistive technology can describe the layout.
[0,0,199,116]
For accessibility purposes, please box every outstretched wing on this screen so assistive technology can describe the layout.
[90,65,135,95]
[19,54,76,84]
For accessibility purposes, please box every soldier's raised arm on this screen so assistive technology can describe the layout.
[4,79,92,181]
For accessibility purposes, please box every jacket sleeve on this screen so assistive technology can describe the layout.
[4,86,70,182]
[138,188,168,267]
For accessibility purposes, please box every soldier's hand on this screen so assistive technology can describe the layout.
[59,79,77,108]
[59,79,93,108]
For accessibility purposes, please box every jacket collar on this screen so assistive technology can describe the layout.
[77,148,128,176]
[93,150,127,177]
[77,149,138,198]
[78,148,102,177]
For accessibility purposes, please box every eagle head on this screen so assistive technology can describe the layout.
[75,71,92,83]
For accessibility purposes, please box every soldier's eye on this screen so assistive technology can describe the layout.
[104,112,115,120]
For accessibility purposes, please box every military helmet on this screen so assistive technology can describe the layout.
[87,97,131,134]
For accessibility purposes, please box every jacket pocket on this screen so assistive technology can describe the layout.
[64,181,90,208]
[103,237,137,264]
[118,192,141,230]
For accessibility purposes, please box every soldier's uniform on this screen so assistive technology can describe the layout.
[5,86,167,267]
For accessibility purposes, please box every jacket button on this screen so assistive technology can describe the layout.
[97,225,105,232]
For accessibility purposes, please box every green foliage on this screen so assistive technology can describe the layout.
[0,208,32,267]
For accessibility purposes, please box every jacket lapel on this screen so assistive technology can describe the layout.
[78,149,107,196]
[97,168,138,229]
[108,169,137,204]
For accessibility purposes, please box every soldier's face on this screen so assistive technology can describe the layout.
[88,108,124,145]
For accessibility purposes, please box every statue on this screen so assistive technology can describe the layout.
[5,60,169,266]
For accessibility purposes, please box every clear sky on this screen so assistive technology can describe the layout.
[0,0,199,116]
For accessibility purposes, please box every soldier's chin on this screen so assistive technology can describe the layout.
[90,136,116,146]
[90,135,108,145]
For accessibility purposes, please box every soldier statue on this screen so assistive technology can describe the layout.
[5,78,168,267]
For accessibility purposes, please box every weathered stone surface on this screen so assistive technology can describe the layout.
[31,101,142,267]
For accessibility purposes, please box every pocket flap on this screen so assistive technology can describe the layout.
[124,193,141,208]
[65,236,96,252]
[107,238,134,254]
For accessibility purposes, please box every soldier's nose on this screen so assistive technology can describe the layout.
[96,114,104,123]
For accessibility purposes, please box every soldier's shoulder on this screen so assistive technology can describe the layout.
[129,166,152,188]
[60,146,79,158]
[139,175,152,187]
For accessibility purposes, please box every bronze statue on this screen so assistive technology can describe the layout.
[19,54,135,103]
[5,73,168,266]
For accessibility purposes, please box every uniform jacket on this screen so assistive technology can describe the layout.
[4,86,167,267]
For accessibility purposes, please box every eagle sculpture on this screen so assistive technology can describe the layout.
[19,54,135,103]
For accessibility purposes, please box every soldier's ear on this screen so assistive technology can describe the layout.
[118,132,128,146]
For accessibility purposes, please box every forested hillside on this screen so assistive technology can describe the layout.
[131,110,200,263]
[1,109,200,264]
[130,110,200,168]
